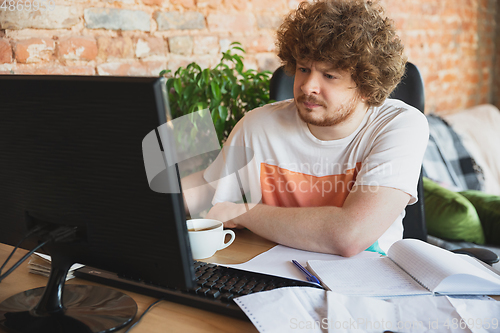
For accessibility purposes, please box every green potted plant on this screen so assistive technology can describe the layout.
[160,42,274,146]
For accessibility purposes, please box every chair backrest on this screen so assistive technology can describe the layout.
[269,62,428,241]
[269,66,294,101]
[389,62,427,241]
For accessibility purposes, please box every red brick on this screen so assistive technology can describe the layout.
[251,0,286,12]
[197,0,223,10]
[442,73,458,83]
[14,38,55,64]
[228,0,248,11]
[58,36,97,62]
[244,35,275,53]
[13,65,95,75]
[0,39,12,64]
[170,0,196,9]
[193,36,219,56]
[142,0,167,5]
[207,13,256,33]
[135,37,166,58]
[480,85,490,96]
[97,61,166,76]
[97,37,134,61]
[168,36,193,56]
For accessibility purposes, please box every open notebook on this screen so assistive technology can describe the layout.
[307,239,500,297]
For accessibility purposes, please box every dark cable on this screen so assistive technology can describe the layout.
[0,236,27,276]
[124,298,164,333]
[0,226,78,282]
[0,224,47,276]
[0,239,50,282]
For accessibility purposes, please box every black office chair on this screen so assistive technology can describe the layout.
[268,63,427,240]
[388,62,427,241]
[269,63,499,265]
[269,66,294,101]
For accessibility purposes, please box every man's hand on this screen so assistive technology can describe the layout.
[205,202,254,228]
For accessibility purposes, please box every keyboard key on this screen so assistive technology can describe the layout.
[213,283,225,290]
[207,275,220,282]
[197,287,211,296]
[220,292,234,302]
[206,289,221,299]
[233,281,246,289]
[221,285,234,293]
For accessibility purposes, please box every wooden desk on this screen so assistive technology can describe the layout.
[0,229,275,333]
[1,232,498,333]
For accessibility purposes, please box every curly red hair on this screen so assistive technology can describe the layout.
[276,0,406,106]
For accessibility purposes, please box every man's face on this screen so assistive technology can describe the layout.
[293,61,365,127]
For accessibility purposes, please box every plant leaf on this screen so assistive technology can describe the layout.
[173,78,183,95]
[203,68,210,85]
[218,105,228,121]
[210,81,222,101]
[232,46,246,53]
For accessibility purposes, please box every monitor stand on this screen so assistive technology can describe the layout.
[0,251,137,333]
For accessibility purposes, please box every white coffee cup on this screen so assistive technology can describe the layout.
[186,219,236,260]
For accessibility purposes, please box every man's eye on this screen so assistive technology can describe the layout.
[325,74,336,79]
[298,67,308,73]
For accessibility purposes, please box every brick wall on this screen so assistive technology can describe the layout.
[495,0,500,110]
[0,0,498,114]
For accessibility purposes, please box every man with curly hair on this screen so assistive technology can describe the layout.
[184,0,429,257]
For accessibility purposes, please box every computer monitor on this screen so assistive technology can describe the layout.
[0,75,195,333]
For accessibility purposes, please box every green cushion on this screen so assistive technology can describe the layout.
[423,177,485,244]
[459,190,500,246]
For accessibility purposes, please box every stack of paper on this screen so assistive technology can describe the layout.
[234,287,500,333]
[28,253,84,280]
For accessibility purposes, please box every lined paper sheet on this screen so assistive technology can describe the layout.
[307,257,430,297]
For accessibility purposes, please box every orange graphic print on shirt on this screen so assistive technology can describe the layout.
[260,162,362,207]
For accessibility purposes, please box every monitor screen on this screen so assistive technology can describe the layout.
[0,75,195,332]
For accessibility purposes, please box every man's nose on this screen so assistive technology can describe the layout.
[301,73,320,95]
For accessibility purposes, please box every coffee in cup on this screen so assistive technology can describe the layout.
[186,219,235,260]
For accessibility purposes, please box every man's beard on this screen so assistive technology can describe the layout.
[295,93,361,127]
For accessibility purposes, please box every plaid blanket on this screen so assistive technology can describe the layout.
[422,115,483,192]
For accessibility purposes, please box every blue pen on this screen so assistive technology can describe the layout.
[292,260,321,285]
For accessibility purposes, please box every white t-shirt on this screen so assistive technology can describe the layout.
[204,98,429,252]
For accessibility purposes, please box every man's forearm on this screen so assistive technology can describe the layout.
[231,204,373,256]
[208,186,410,257]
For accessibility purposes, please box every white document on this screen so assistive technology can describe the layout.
[234,287,500,333]
[219,244,380,282]
[233,287,328,333]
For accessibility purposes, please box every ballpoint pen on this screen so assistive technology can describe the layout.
[291,260,321,285]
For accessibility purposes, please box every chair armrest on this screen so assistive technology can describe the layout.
[450,247,500,266]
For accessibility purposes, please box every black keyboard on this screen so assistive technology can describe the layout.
[74,261,323,320]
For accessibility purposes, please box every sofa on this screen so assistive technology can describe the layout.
[421,104,500,270]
